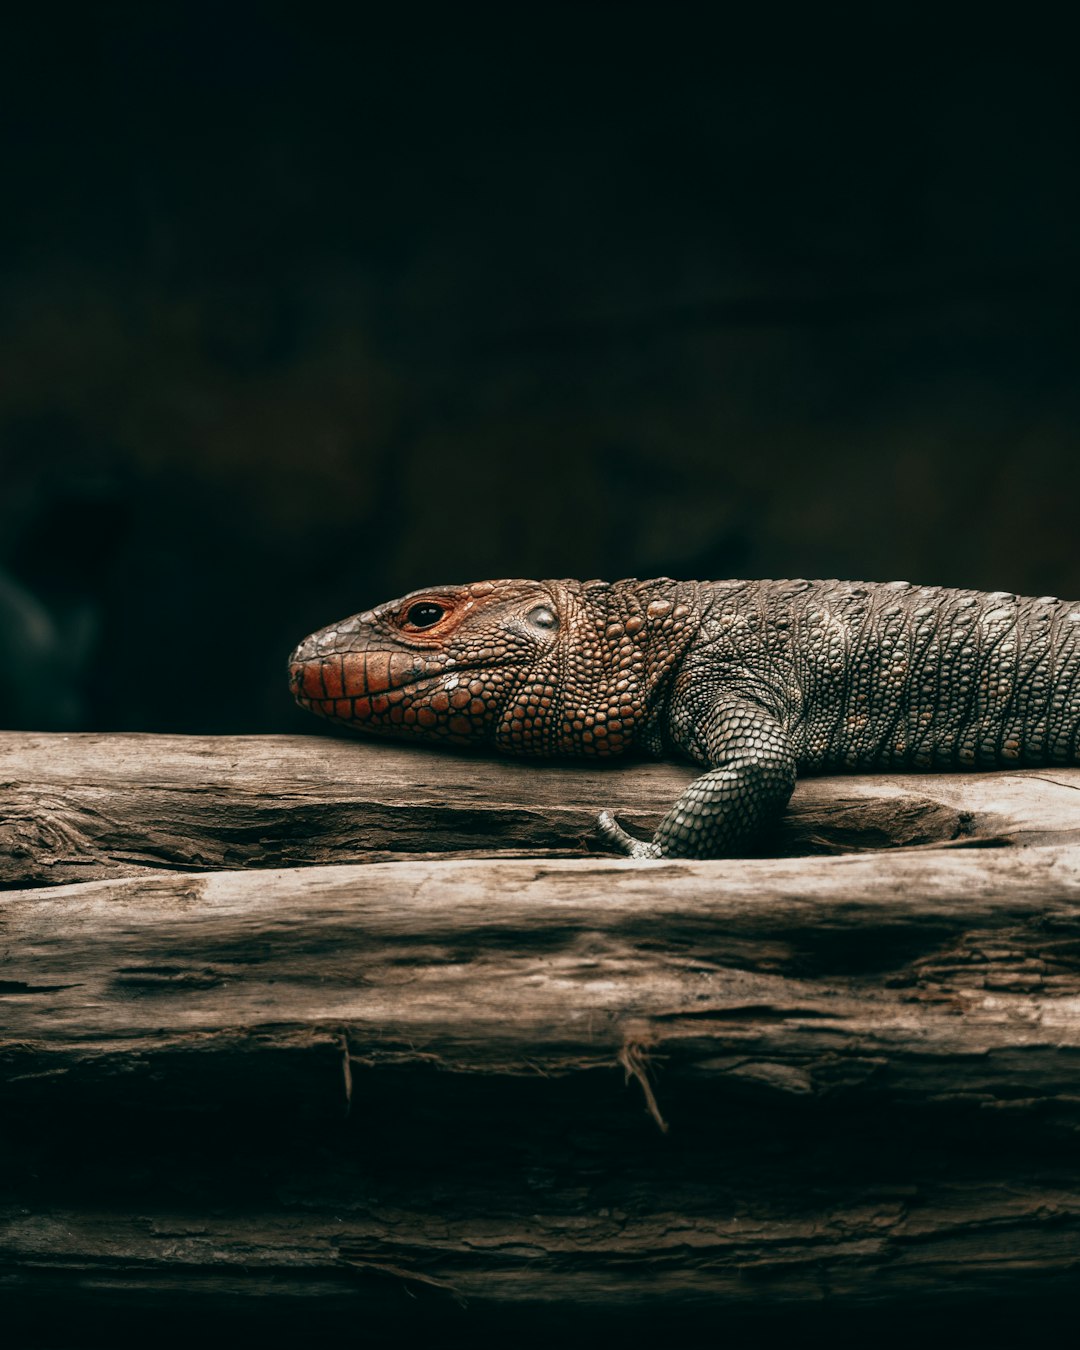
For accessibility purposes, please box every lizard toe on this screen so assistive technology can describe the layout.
[597,810,663,859]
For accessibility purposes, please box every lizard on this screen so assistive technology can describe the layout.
[288,577,1080,859]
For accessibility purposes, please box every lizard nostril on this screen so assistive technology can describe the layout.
[288,633,325,698]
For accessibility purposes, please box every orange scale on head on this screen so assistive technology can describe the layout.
[302,666,325,700]
[322,660,344,698]
[364,653,393,694]
[341,653,366,696]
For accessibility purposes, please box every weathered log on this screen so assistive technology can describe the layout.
[4,846,1080,1114]
[2,731,1079,886]
[4,734,1080,1336]
[5,844,1080,1329]
[5,1131,1080,1333]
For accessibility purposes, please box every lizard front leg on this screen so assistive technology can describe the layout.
[598,694,797,859]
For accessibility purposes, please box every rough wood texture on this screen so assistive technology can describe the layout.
[3,731,1079,887]
[5,842,1080,1331]
[7,1093,1080,1347]
[6,1116,1080,1338]
[5,848,1080,1108]
[4,733,1080,1340]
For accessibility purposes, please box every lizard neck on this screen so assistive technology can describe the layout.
[494,577,702,758]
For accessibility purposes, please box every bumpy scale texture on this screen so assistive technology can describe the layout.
[289,578,1080,859]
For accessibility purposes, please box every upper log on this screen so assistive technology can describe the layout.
[2,731,1079,886]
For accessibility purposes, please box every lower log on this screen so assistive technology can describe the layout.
[5,1171,1080,1310]
[4,1060,1080,1333]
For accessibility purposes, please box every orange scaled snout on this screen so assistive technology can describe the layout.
[289,633,443,710]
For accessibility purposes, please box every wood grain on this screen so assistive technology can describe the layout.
[2,731,1079,886]
[4,846,1080,1112]
[4,733,1080,1336]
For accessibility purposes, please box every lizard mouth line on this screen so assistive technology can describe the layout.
[289,649,528,703]
[291,667,500,742]
[289,660,453,702]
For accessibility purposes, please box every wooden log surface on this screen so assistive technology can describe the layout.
[3,731,1080,886]
[5,844,1080,1325]
[5,1125,1080,1335]
[6,842,1080,1328]
[5,844,1080,1111]
[4,732,1080,1336]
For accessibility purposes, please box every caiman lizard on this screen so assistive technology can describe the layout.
[289,578,1080,859]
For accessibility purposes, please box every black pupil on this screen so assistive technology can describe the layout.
[407,602,444,628]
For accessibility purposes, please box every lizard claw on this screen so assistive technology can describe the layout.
[597,810,663,859]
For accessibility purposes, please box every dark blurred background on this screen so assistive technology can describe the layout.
[2,5,1078,734]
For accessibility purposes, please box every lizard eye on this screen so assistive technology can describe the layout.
[405,601,445,628]
[527,604,558,632]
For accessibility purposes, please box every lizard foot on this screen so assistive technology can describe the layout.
[597,810,663,859]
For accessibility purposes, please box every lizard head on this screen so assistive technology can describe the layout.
[289,578,699,758]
